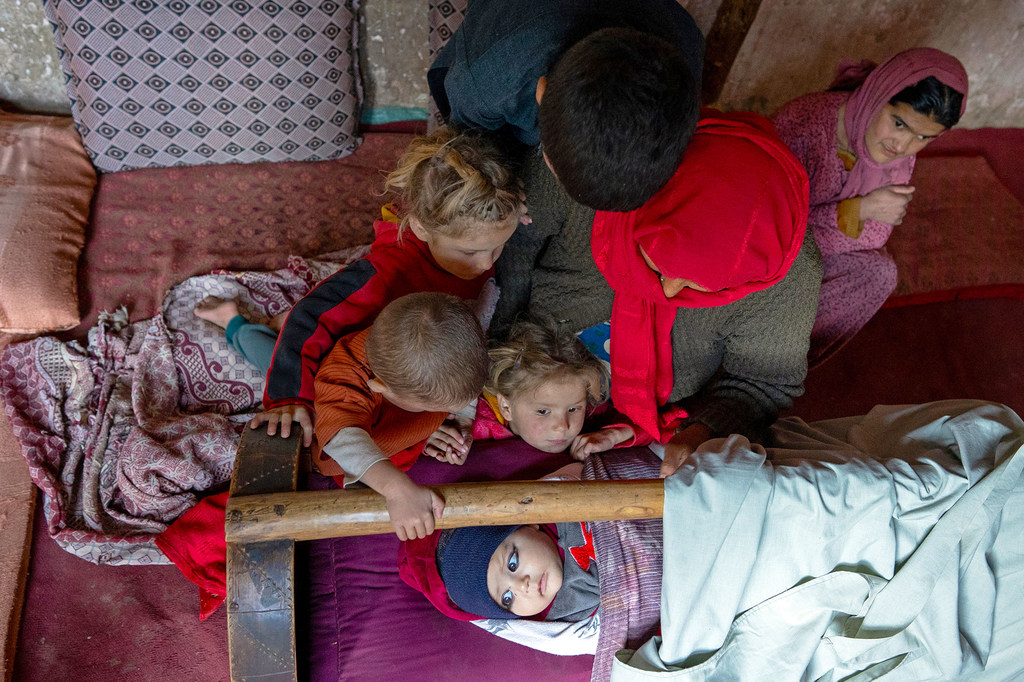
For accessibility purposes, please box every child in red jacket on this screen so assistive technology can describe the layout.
[239,129,527,447]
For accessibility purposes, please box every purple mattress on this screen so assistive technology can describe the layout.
[301,438,599,681]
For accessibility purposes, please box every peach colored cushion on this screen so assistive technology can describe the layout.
[0,111,95,333]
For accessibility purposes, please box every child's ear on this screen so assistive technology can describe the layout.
[496,394,514,422]
[408,216,430,243]
[367,377,388,394]
[535,76,547,106]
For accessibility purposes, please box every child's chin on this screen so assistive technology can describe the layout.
[531,441,569,454]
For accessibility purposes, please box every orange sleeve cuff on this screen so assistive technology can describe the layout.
[837,198,864,238]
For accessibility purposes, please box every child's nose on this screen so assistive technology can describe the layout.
[474,252,496,270]
[515,573,532,594]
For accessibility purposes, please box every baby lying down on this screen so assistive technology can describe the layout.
[429,523,597,620]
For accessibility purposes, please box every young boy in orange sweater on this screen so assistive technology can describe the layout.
[312,291,488,540]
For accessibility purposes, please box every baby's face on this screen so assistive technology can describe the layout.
[500,377,587,453]
[486,525,563,616]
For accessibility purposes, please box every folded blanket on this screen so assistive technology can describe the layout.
[583,450,663,681]
[611,400,1024,681]
[0,249,366,564]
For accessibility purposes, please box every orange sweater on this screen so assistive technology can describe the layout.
[312,328,446,477]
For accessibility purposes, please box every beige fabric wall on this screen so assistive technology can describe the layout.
[713,0,1024,128]
[0,0,431,115]
[5,0,1020,127]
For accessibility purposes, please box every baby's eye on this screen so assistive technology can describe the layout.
[507,548,519,572]
[567,406,580,413]
[501,589,514,609]
[536,408,550,416]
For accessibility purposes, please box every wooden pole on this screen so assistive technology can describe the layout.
[701,0,765,105]
[225,479,665,543]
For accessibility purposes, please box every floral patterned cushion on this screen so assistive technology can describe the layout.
[42,0,362,173]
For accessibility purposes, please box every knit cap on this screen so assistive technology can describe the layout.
[436,525,522,620]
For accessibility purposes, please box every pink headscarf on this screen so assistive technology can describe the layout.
[840,47,968,199]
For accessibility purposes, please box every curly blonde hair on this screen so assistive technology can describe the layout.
[384,129,524,239]
[486,321,609,406]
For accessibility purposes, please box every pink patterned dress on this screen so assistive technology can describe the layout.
[772,91,909,366]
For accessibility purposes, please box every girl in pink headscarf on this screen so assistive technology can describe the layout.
[772,47,968,366]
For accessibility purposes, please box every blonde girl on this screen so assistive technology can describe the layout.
[245,129,528,447]
[425,322,653,462]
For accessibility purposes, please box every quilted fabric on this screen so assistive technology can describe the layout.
[42,0,363,173]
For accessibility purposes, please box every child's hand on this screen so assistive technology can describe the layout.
[249,404,314,448]
[570,427,633,461]
[423,414,474,465]
[384,480,445,541]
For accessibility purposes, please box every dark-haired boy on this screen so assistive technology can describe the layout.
[429,0,705,212]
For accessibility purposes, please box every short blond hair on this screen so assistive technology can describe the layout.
[366,292,488,408]
[385,129,524,239]
[486,321,608,406]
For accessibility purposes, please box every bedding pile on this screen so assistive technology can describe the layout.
[602,400,1024,681]
[0,248,366,564]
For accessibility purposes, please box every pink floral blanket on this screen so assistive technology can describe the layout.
[0,248,367,565]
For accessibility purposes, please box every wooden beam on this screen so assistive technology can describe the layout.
[702,0,765,105]
[227,428,301,682]
[225,478,665,543]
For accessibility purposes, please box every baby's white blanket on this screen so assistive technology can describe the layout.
[612,400,1024,682]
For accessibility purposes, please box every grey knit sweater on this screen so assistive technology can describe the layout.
[494,150,822,441]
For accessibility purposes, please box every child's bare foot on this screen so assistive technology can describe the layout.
[194,296,240,329]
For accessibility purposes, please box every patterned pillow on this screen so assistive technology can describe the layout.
[42,0,362,173]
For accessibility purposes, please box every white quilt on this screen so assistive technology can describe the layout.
[612,400,1024,682]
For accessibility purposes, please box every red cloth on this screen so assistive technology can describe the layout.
[842,48,969,200]
[591,110,809,440]
[154,491,230,620]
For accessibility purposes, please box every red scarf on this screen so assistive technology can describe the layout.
[591,110,809,440]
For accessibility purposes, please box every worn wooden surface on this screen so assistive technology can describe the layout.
[701,0,764,105]
[225,478,666,543]
[226,428,301,682]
